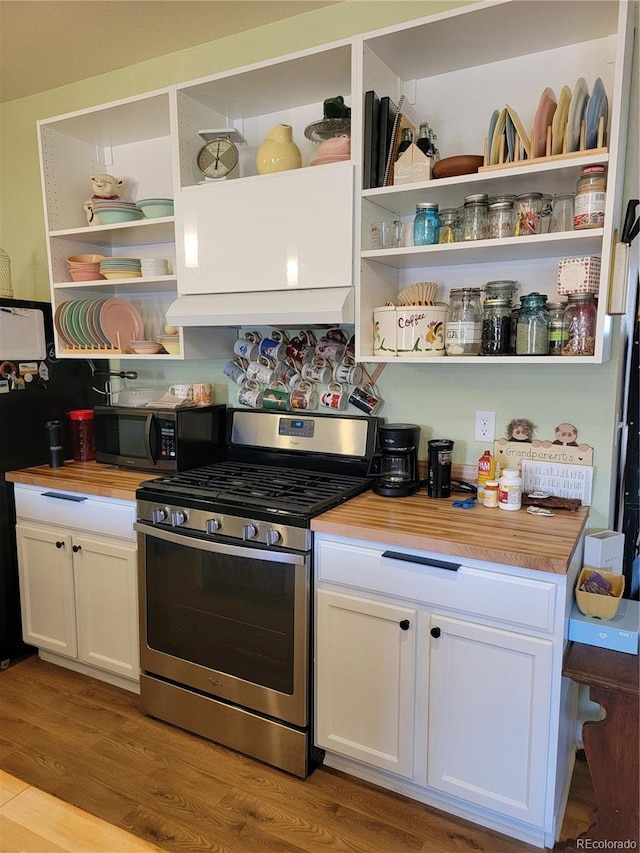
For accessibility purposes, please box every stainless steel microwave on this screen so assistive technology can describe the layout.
[94,404,226,472]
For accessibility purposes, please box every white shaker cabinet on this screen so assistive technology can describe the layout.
[14,485,139,691]
[314,534,579,848]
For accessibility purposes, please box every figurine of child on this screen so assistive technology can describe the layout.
[83,174,124,224]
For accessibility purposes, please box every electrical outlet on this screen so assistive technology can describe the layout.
[475,411,496,442]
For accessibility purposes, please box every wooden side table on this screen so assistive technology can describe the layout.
[562,642,639,848]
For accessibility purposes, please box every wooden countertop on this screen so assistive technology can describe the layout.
[311,489,589,574]
[5,462,156,501]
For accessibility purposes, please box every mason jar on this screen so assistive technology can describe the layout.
[461,194,489,241]
[516,292,550,355]
[515,192,544,236]
[445,287,482,355]
[438,208,459,243]
[481,297,512,356]
[488,199,515,239]
[413,202,440,245]
[484,279,519,305]
[547,301,568,355]
[561,293,597,356]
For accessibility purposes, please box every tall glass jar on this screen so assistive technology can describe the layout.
[561,293,597,356]
[445,287,482,356]
[516,292,550,355]
[515,192,543,236]
[574,165,607,230]
[461,194,489,241]
[438,208,459,243]
[547,301,568,355]
[481,297,512,356]
[414,202,440,245]
[488,199,515,239]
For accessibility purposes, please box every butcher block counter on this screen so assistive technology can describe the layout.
[5,461,156,501]
[311,489,588,575]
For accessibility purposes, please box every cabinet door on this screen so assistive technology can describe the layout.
[15,523,77,658]
[427,613,552,827]
[316,589,416,777]
[72,535,139,680]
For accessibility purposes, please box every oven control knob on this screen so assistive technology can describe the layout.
[206,518,221,534]
[264,528,281,546]
[151,508,167,524]
[241,523,257,540]
[170,510,188,527]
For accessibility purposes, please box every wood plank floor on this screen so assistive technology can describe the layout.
[0,656,596,853]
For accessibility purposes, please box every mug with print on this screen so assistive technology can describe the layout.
[333,356,363,386]
[223,358,247,386]
[233,338,259,361]
[269,329,289,344]
[192,382,212,405]
[246,357,275,385]
[301,356,332,384]
[168,383,193,400]
[259,337,288,362]
[272,360,302,389]
[237,379,263,409]
[286,336,315,368]
[320,381,347,410]
[290,380,318,411]
[348,383,382,415]
[262,381,291,412]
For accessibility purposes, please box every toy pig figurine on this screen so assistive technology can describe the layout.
[83,173,124,224]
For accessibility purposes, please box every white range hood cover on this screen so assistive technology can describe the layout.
[166,287,354,328]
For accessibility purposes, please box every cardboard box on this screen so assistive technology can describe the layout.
[557,256,601,294]
[568,598,639,655]
[584,530,624,572]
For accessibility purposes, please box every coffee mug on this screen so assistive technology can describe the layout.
[290,380,317,411]
[286,336,315,368]
[169,383,193,400]
[302,356,332,384]
[246,357,275,385]
[348,383,382,415]
[299,330,317,346]
[193,382,212,405]
[243,330,261,343]
[316,337,346,362]
[272,360,301,389]
[269,329,289,344]
[237,380,263,409]
[333,357,363,386]
[262,382,291,411]
[320,381,347,410]
[233,339,259,361]
[259,337,288,362]
[223,359,247,386]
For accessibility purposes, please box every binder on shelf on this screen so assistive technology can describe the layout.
[363,90,380,190]
[382,94,421,187]
[377,96,397,189]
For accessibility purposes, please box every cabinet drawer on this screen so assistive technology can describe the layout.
[316,539,556,632]
[14,486,135,541]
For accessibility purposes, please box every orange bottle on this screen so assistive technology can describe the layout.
[477,449,495,502]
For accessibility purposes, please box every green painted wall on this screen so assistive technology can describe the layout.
[0,0,634,532]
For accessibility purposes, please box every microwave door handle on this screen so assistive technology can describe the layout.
[143,413,157,465]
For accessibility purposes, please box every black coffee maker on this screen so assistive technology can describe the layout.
[372,423,421,497]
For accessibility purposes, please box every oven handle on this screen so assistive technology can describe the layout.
[134,521,307,566]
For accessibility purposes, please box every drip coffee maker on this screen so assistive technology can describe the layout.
[372,423,421,497]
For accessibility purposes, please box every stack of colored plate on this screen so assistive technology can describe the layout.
[54,297,144,352]
[99,257,142,280]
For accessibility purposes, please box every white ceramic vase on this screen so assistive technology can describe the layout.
[256,124,302,174]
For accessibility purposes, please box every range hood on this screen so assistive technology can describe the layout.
[166,287,354,328]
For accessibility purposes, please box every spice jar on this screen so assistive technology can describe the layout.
[574,165,607,230]
[438,208,459,243]
[516,292,550,355]
[445,287,482,356]
[488,198,515,239]
[461,194,489,241]
[547,301,568,355]
[68,409,95,462]
[414,202,440,245]
[481,297,512,356]
[515,192,543,236]
[561,293,597,356]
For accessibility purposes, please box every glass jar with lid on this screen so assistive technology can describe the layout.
[488,198,515,239]
[483,279,519,304]
[574,165,607,230]
[461,194,489,241]
[481,297,512,356]
[516,292,550,355]
[438,208,459,243]
[515,192,544,236]
[547,301,567,355]
[540,194,553,233]
[445,287,482,355]
[413,202,440,245]
[561,293,597,356]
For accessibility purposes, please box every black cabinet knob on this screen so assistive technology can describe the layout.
[55,540,64,548]
[430,626,441,638]
[399,619,410,631]
[72,544,81,553]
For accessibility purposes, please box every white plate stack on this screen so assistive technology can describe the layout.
[140,257,170,277]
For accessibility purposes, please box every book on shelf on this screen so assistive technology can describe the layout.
[363,90,381,190]
[377,96,397,188]
[382,94,421,187]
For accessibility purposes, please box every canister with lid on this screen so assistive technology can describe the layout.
[547,301,567,355]
[68,409,96,462]
[445,288,482,356]
[574,165,607,230]
[484,279,518,304]
[413,202,440,245]
[561,293,597,356]
[438,208,458,243]
[516,292,550,355]
[515,192,543,236]
[461,194,489,241]
[488,198,515,239]
[481,297,512,356]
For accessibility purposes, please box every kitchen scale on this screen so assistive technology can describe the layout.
[196,129,247,182]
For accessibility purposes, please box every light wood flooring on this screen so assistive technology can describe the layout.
[0,655,596,853]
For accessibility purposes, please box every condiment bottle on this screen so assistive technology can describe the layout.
[414,202,440,245]
[477,449,495,502]
[498,468,522,511]
[561,293,597,356]
[574,165,607,230]
[516,292,550,355]
[483,480,499,508]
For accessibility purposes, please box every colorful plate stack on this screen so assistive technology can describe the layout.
[91,199,144,225]
[99,257,142,280]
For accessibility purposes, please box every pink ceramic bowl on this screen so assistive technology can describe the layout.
[317,134,350,157]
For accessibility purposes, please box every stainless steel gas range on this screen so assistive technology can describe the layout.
[134,409,380,778]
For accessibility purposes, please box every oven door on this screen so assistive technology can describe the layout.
[135,522,310,727]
